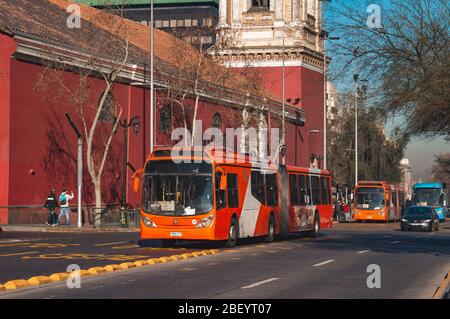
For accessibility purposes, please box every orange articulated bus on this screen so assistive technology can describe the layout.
[133,147,333,247]
[353,181,402,222]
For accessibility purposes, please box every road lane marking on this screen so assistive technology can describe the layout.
[0,251,39,257]
[357,250,370,254]
[93,241,127,247]
[242,278,279,289]
[0,242,31,248]
[390,241,401,244]
[313,259,335,267]
[179,267,198,271]
[112,244,139,249]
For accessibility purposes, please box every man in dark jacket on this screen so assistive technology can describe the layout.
[44,189,59,226]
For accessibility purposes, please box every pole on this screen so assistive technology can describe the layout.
[355,81,358,187]
[282,36,286,165]
[64,113,83,228]
[323,0,327,170]
[122,124,128,208]
[150,0,154,154]
[77,137,82,228]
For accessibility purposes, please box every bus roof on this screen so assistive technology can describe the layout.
[146,147,331,175]
[413,182,444,189]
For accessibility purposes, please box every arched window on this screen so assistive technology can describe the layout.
[211,113,222,131]
[99,91,116,123]
[160,105,172,133]
[250,0,270,11]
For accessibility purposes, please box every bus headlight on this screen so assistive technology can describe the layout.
[196,215,214,228]
[142,215,157,228]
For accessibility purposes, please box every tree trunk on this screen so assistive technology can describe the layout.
[93,180,102,228]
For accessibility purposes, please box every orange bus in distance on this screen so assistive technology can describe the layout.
[133,147,333,247]
[353,181,402,222]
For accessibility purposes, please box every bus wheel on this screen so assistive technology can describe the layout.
[161,239,177,248]
[307,213,320,238]
[224,217,239,248]
[264,215,276,243]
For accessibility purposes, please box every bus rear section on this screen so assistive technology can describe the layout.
[353,181,399,222]
[412,183,447,222]
[135,148,334,247]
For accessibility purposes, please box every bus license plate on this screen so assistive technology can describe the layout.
[170,232,182,237]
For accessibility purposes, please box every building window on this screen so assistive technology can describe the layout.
[160,105,172,133]
[155,20,163,28]
[99,91,115,123]
[170,19,177,28]
[162,20,169,28]
[192,19,198,27]
[250,0,270,11]
[211,113,222,130]
[184,19,192,27]
[177,19,184,27]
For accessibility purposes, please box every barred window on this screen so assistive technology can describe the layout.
[160,105,172,133]
[211,113,222,130]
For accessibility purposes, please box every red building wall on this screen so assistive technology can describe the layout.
[0,34,17,224]
[256,65,325,167]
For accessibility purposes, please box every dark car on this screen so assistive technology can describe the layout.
[401,206,439,232]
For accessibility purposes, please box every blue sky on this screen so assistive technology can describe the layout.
[325,0,449,181]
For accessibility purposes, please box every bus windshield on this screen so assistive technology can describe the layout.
[413,189,441,207]
[142,161,213,216]
[355,187,385,210]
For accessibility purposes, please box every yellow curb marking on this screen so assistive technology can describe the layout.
[49,273,70,282]
[4,279,29,290]
[27,276,52,285]
[0,251,39,257]
[0,249,221,291]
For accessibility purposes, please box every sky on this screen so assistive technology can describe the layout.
[325,0,449,181]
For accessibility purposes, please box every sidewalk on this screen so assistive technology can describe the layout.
[0,224,140,233]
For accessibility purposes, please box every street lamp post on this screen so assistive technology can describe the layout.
[150,0,154,154]
[118,117,140,222]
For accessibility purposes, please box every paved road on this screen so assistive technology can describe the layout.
[1,222,449,298]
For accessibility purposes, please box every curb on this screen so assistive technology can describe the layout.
[0,249,220,292]
[432,271,450,299]
[0,226,140,233]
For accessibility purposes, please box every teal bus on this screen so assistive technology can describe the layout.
[412,183,447,222]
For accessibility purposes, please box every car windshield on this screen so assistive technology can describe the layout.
[355,187,385,210]
[405,206,433,217]
[413,189,440,206]
[142,161,213,216]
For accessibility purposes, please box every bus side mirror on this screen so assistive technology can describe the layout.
[219,175,227,191]
[132,168,144,193]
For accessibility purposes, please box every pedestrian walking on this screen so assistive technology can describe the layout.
[44,188,59,226]
[57,189,74,226]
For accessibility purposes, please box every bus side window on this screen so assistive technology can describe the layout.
[227,174,239,208]
[266,173,278,206]
[299,174,308,205]
[290,174,299,206]
[320,177,329,204]
[311,176,321,205]
[251,171,266,204]
[215,172,226,209]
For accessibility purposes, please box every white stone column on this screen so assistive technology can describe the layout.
[292,0,299,20]
[301,0,308,21]
[219,0,228,26]
[275,0,283,20]
[232,0,241,25]
[243,0,252,12]
[315,0,320,30]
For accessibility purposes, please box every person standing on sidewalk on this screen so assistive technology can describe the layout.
[44,188,59,226]
[57,189,74,226]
